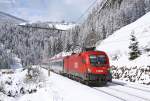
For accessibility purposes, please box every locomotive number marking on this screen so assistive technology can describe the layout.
[74,62,78,69]
[96,70,103,72]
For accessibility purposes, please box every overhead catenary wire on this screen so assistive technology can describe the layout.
[94,0,110,17]
[75,0,99,24]
[75,0,109,24]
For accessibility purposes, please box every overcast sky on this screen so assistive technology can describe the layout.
[0,0,96,22]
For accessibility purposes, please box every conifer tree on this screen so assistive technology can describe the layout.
[129,31,141,60]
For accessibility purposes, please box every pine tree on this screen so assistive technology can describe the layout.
[128,31,141,60]
[102,25,107,39]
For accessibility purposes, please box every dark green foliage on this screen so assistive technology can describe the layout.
[118,0,123,6]
[0,60,9,69]
[110,0,123,8]
[110,0,116,6]
[66,43,73,52]
[129,32,141,60]
[25,67,44,83]
[102,25,107,39]
[112,66,150,85]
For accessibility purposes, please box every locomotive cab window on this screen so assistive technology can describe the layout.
[89,55,97,64]
[89,55,107,66]
[97,55,107,64]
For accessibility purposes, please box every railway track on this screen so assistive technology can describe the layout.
[93,81,150,101]
[93,86,150,101]
[109,82,150,93]
[108,87,150,101]
[93,88,127,101]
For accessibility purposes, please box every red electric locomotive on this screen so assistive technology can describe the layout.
[49,50,112,85]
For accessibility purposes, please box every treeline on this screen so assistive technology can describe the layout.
[1,0,150,68]
[0,22,66,67]
[0,43,22,69]
[68,0,150,49]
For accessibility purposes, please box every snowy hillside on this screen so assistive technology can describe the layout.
[96,12,150,67]
[96,12,150,84]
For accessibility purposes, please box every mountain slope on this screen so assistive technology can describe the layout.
[96,12,150,67]
[0,11,26,24]
[96,12,150,84]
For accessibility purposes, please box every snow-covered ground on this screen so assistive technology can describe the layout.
[96,12,150,84]
[96,12,150,67]
[0,66,150,101]
[20,22,75,31]
[49,23,76,30]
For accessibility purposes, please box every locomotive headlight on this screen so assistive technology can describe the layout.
[108,68,112,73]
[88,68,91,73]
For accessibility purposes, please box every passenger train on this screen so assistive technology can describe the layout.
[49,50,112,86]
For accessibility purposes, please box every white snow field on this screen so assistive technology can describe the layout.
[0,67,150,101]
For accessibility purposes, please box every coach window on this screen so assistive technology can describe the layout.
[59,61,61,66]
[60,61,63,66]
[89,55,97,65]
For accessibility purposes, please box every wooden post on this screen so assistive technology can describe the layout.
[48,64,51,76]
[48,69,50,76]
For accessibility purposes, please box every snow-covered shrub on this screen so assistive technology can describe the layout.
[0,66,48,100]
[0,76,19,97]
[25,66,45,83]
[0,81,5,92]
[111,55,119,61]
[112,66,150,85]
[110,51,122,61]
[145,46,150,56]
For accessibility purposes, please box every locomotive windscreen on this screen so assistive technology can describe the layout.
[89,55,107,66]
